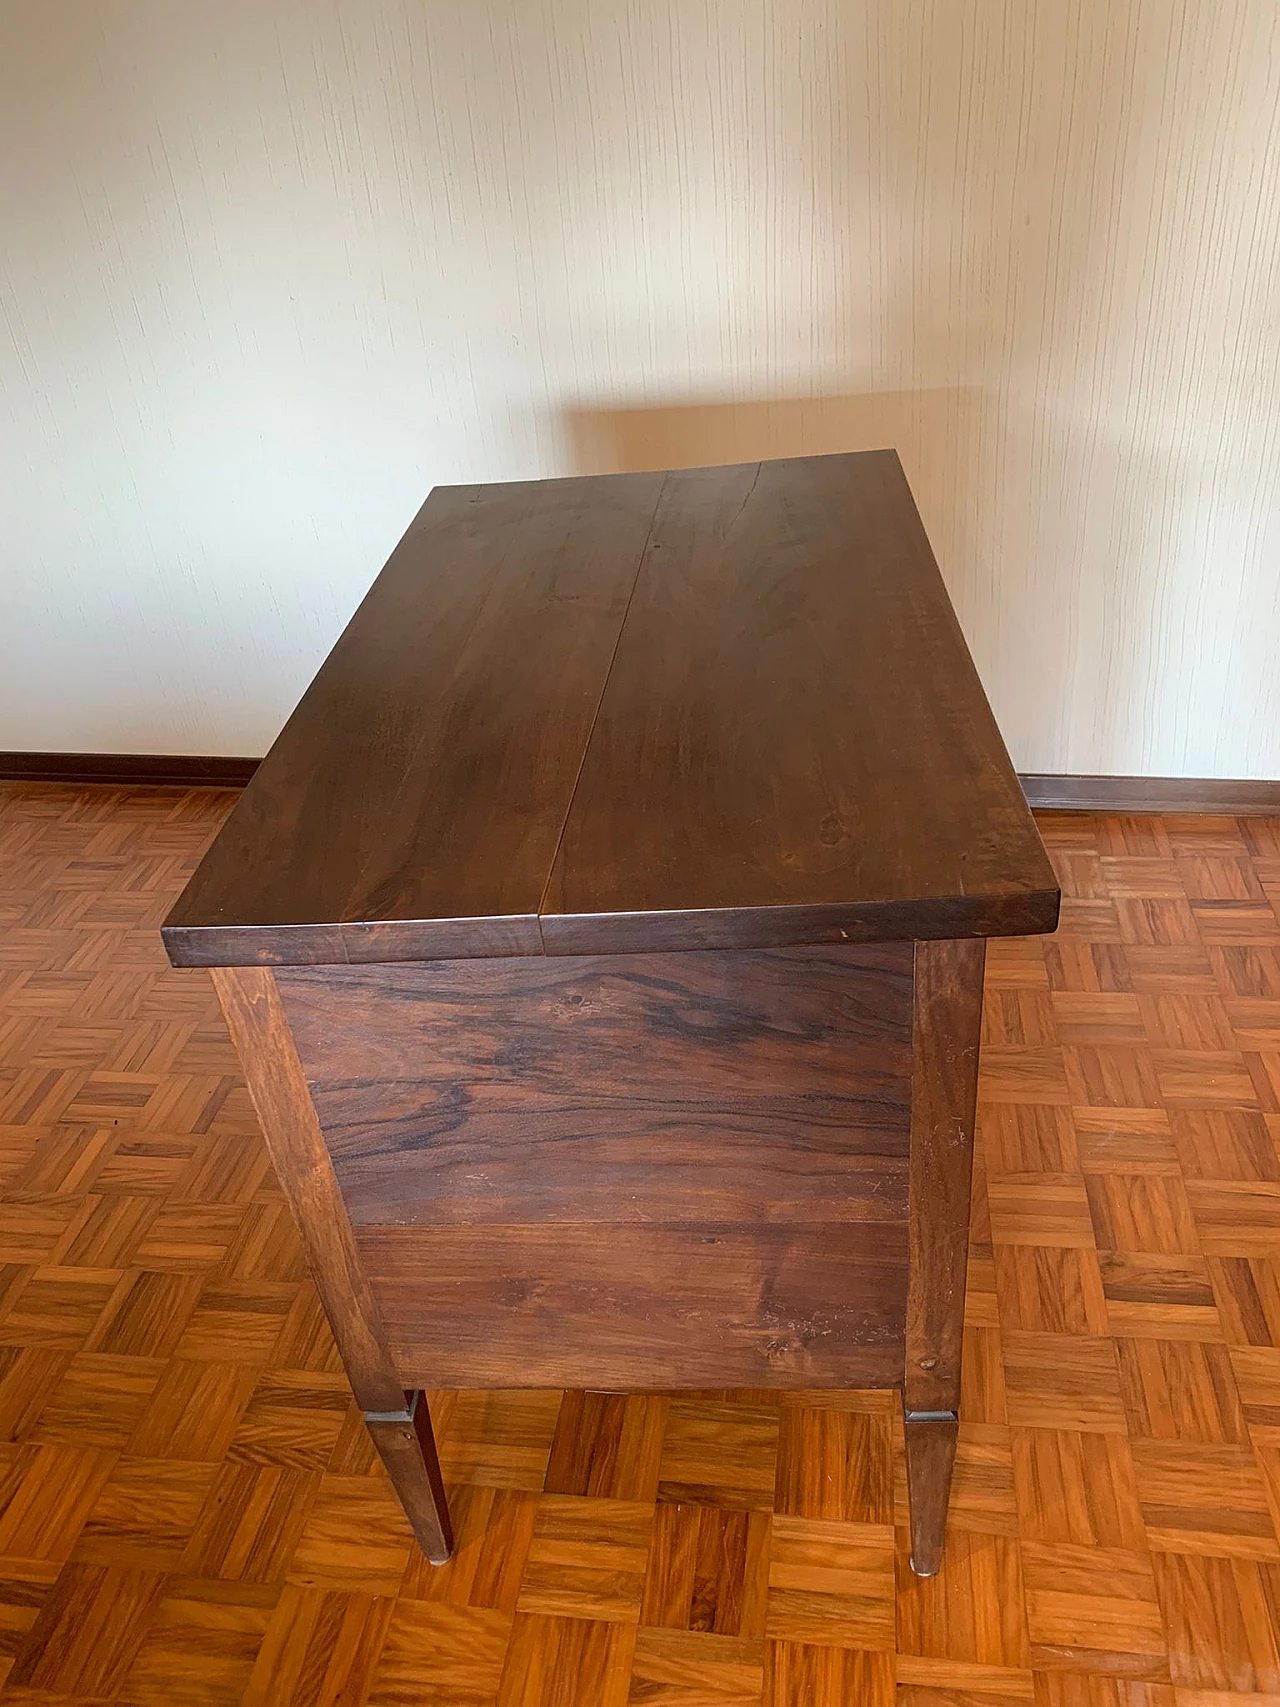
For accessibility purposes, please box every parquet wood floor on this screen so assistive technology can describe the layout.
[1,786,1280,1703]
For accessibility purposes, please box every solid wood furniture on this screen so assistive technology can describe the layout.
[163,450,1059,1576]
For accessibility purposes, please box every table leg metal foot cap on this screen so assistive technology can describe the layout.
[909,1556,940,1578]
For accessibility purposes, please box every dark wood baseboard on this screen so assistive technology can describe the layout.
[1019,773,1280,816]
[0,752,261,789]
[2,754,1277,817]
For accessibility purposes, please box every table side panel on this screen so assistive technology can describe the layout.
[276,944,913,1226]
[276,944,913,1391]
[356,1222,908,1391]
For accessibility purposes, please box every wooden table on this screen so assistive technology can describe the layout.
[163,450,1059,1577]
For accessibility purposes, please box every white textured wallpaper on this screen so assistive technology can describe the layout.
[4,0,1280,773]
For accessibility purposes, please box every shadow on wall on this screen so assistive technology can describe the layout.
[564,389,973,478]
[561,391,990,640]
[556,5,1278,780]
[563,389,1090,769]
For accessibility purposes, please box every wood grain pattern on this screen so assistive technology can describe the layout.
[903,936,986,1575]
[358,1221,907,1391]
[278,945,912,1225]
[541,452,1057,953]
[902,1410,960,1582]
[164,454,1057,968]
[209,967,455,1560]
[274,943,913,1393]
[165,441,1043,1588]
[163,472,665,967]
[15,783,1280,1702]
[906,937,987,1411]
[364,1395,452,1566]
[207,967,404,1417]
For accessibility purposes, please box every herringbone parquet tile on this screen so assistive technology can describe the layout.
[2,784,1280,1702]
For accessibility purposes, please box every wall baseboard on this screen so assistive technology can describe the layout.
[2,754,1278,816]
[1019,773,1280,815]
[0,752,261,788]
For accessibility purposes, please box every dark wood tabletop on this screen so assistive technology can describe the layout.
[163,451,1058,967]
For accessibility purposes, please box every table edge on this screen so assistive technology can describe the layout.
[161,886,1061,968]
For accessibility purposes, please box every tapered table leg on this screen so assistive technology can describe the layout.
[364,1391,453,1564]
[903,1407,960,1577]
[211,966,453,1565]
[903,937,984,1576]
